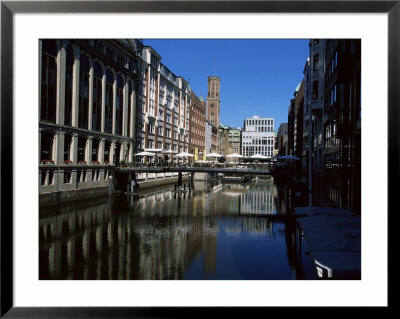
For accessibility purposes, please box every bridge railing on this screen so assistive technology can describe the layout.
[136,171,190,182]
[122,162,274,170]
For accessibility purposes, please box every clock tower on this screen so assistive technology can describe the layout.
[206,76,220,153]
[206,76,220,127]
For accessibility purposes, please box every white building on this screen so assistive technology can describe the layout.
[205,121,212,155]
[241,116,275,158]
[136,47,190,163]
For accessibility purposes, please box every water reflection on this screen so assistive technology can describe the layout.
[39,178,310,280]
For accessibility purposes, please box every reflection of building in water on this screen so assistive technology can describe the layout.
[39,197,114,279]
[40,186,219,280]
[273,176,294,215]
[241,217,275,237]
[239,182,275,215]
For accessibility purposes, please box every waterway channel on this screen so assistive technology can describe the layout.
[39,176,316,280]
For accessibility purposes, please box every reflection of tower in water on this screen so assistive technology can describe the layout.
[203,216,218,275]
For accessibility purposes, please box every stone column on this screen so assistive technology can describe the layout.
[128,143,133,163]
[121,142,127,162]
[71,133,79,164]
[99,138,105,164]
[112,76,117,135]
[71,44,80,127]
[88,61,94,130]
[39,41,42,120]
[71,133,79,187]
[131,81,137,141]
[110,141,115,165]
[123,76,129,137]
[101,70,106,133]
[56,40,66,126]
[87,137,93,164]
[87,137,93,181]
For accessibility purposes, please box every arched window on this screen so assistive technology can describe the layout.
[41,40,57,123]
[64,45,73,126]
[116,75,124,135]
[78,54,89,129]
[105,69,114,133]
[92,62,102,131]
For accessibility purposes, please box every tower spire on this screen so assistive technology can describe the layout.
[214,57,216,76]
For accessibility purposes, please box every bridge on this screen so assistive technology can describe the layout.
[116,166,273,175]
[113,165,306,192]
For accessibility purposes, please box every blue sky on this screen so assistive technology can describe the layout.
[144,39,309,130]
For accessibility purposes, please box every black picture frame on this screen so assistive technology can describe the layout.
[1,0,394,317]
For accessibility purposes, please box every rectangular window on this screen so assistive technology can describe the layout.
[313,81,318,100]
[335,51,338,68]
[313,54,319,70]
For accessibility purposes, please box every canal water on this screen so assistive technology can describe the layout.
[39,176,315,280]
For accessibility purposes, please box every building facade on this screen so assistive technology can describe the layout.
[241,116,275,158]
[322,39,361,214]
[228,127,242,154]
[303,39,325,171]
[40,39,142,198]
[277,123,288,156]
[39,39,193,199]
[293,39,361,214]
[138,50,191,163]
[189,92,206,161]
[218,123,233,157]
[294,81,305,166]
[205,121,212,155]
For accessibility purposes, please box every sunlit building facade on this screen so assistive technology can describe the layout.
[218,123,233,157]
[241,116,275,158]
[138,48,191,163]
[228,127,242,155]
[39,39,142,200]
[39,39,192,200]
[188,92,206,161]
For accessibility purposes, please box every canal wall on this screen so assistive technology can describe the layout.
[40,173,191,205]
[40,186,110,205]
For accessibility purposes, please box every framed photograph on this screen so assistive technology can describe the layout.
[1,0,395,317]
